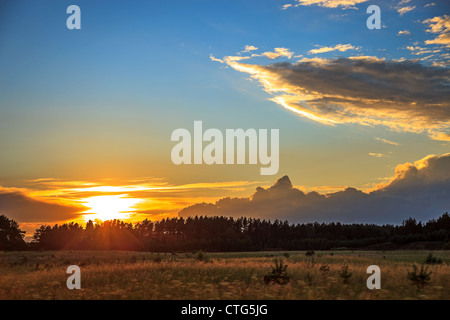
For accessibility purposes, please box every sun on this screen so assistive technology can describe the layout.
[82,194,141,221]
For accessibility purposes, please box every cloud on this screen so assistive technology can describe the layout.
[254,48,295,60]
[243,45,258,53]
[0,188,84,223]
[375,137,400,146]
[4,178,261,224]
[308,44,359,54]
[406,46,441,55]
[369,153,385,158]
[398,30,411,36]
[397,6,416,16]
[281,4,293,10]
[210,54,224,63]
[347,55,385,62]
[432,60,450,68]
[179,154,450,224]
[424,15,450,47]
[293,0,368,9]
[424,3,435,8]
[216,54,450,141]
[375,154,450,191]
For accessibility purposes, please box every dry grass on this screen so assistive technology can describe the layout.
[0,250,449,300]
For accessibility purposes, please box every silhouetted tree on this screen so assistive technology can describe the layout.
[0,215,27,251]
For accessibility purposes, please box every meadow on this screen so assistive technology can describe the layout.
[0,250,449,300]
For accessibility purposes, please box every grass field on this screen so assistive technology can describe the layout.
[0,250,449,300]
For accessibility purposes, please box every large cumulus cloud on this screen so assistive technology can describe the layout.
[179,153,450,224]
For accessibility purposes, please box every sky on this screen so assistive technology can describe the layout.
[0,0,449,239]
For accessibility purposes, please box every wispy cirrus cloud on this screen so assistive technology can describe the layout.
[0,178,263,237]
[369,153,385,158]
[375,137,400,146]
[4,178,260,219]
[212,50,450,141]
[397,5,416,16]
[406,45,441,55]
[292,0,368,9]
[255,47,295,60]
[308,43,359,54]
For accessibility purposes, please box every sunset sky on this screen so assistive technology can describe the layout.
[0,0,449,239]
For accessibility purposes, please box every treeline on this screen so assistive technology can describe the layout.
[31,213,450,251]
[1,213,450,252]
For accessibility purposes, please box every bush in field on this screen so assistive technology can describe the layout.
[283,252,290,258]
[339,265,352,284]
[305,250,315,257]
[424,253,442,265]
[263,258,290,285]
[195,250,210,262]
[408,264,432,291]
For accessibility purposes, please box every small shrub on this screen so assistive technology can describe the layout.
[263,258,290,285]
[339,265,352,284]
[424,253,442,265]
[305,250,315,257]
[283,252,290,258]
[153,256,162,263]
[408,264,432,291]
[195,250,209,262]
